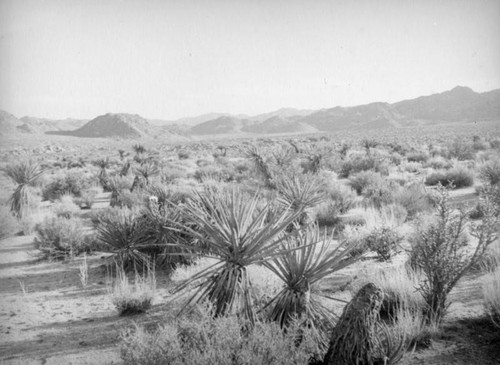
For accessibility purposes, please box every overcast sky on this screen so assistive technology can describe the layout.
[1,0,499,120]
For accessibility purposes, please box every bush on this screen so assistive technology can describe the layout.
[394,184,433,218]
[52,194,81,218]
[408,186,499,324]
[120,311,320,365]
[363,227,403,261]
[322,182,357,214]
[479,159,500,186]
[424,167,474,189]
[424,156,453,170]
[42,171,95,201]
[177,150,190,160]
[447,138,475,160]
[339,156,377,178]
[348,171,384,195]
[34,216,95,259]
[406,151,428,163]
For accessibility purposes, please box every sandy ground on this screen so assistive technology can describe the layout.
[0,187,498,365]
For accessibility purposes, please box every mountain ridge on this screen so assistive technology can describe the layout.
[1,86,499,138]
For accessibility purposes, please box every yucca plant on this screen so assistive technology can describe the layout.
[2,160,45,218]
[276,174,325,227]
[171,186,303,325]
[96,208,152,270]
[262,225,363,345]
[140,185,194,270]
[244,145,275,188]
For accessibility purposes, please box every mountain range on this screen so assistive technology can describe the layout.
[1,86,499,139]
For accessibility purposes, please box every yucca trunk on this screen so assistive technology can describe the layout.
[323,283,384,365]
[207,263,255,323]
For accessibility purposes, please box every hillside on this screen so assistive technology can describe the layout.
[189,116,250,135]
[47,113,155,138]
[19,117,88,134]
[242,116,318,134]
[0,110,23,134]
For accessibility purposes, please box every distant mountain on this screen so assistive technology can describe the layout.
[48,113,155,138]
[189,116,251,135]
[249,108,315,122]
[0,110,23,134]
[2,85,499,138]
[242,116,318,134]
[392,86,500,122]
[19,116,88,133]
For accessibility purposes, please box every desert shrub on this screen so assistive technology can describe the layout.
[394,183,433,218]
[111,264,156,316]
[73,187,99,209]
[314,200,342,228]
[177,150,190,160]
[42,170,95,201]
[348,171,384,195]
[339,155,377,178]
[424,156,453,170]
[322,182,357,214]
[482,267,500,327]
[0,205,20,239]
[408,186,499,324]
[34,216,95,259]
[424,167,474,189]
[479,159,500,186]
[472,138,489,151]
[360,179,395,209]
[406,151,428,163]
[52,194,81,218]
[120,311,320,365]
[402,162,422,173]
[447,138,475,160]
[388,152,403,166]
[363,226,403,261]
[490,139,500,149]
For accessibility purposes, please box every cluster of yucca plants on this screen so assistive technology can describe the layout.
[170,186,303,325]
[2,160,45,218]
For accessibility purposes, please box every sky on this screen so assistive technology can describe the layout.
[0,0,499,120]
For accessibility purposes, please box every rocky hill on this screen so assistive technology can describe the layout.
[47,113,155,138]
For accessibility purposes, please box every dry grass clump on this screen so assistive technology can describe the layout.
[111,264,156,316]
[120,309,320,365]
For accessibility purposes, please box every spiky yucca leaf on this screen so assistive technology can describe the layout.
[171,186,303,324]
[263,226,363,334]
[96,209,152,270]
[276,174,324,212]
[2,160,45,218]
